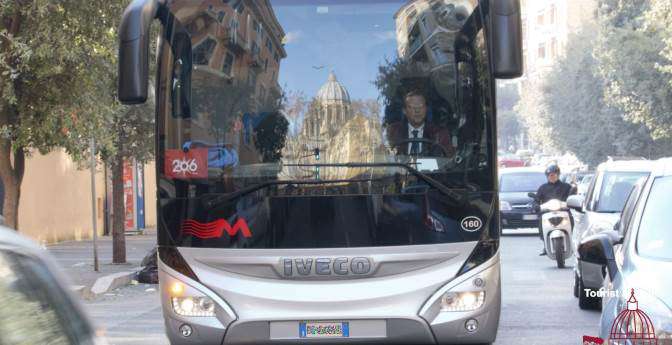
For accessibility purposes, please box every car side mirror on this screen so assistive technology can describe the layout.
[527,192,537,199]
[566,195,584,212]
[578,231,621,281]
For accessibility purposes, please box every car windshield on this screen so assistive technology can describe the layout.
[499,172,547,193]
[594,171,649,212]
[636,176,672,261]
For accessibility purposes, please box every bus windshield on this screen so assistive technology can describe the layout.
[157,0,496,249]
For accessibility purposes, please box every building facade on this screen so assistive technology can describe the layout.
[282,72,384,181]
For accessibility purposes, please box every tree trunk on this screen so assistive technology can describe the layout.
[111,151,126,263]
[0,125,25,230]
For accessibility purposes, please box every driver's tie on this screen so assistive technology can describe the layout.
[410,129,419,155]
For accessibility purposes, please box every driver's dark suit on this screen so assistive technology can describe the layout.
[535,180,575,240]
[386,120,455,157]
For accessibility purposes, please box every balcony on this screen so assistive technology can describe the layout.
[225,31,248,54]
[249,51,263,69]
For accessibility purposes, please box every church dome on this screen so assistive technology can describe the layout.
[609,289,658,344]
[317,72,351,103]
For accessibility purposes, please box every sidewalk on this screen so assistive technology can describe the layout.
[47,229,157,298]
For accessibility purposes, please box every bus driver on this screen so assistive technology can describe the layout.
[386,90,455,158]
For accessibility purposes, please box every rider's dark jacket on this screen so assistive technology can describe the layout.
[535,180,575,204]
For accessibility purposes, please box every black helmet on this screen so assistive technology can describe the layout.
[545,164,561,176]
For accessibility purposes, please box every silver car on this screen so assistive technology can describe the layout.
[0,226,104,345]
[567,160,653,309]
[578,158,672,343]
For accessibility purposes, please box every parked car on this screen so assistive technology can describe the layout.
[578,158,672,342]
[567,160,654,309]
[499,167,548,229]
[498,154,526,168]
[0,226,105,345]
[576,173,595,197]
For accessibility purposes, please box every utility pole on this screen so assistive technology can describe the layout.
[90,137,100,272]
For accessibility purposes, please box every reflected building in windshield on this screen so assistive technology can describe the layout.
[282,72,384,181]
[394,0,473,101]
[166,0,288,168]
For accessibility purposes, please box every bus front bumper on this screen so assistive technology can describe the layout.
[159,253,501,345]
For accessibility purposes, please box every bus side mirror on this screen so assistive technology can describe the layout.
[491,0,523,79]
[118,0,160,105]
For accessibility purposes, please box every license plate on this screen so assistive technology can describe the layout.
[299,322,349,338]
[523,214,538,220]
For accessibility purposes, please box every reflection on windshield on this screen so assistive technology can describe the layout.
[596,172,648,212]
[161,0,490,187]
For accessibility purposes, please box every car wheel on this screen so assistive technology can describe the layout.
[573,272,579,298]
[578,277,601,310]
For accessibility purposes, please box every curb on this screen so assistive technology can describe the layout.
[74,267,142,300]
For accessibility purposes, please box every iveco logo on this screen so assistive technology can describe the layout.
[281,257,373,277]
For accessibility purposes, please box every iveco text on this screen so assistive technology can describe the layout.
[118,0,523,343]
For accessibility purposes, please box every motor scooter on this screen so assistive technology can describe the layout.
[528,193,574,268]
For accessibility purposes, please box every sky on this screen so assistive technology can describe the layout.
[272,1,405,102]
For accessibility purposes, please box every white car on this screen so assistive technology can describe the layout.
[567,160,654,309]
[0,226,106,345]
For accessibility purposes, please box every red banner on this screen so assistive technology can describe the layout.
[165,149,208,179]
[123,160,135,230]
[181,218,252,239]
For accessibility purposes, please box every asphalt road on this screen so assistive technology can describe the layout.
[84,231,601,345]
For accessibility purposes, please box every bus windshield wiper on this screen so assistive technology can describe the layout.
[202,177,375,209]
[202,162,465,209]
[285,162,466,205]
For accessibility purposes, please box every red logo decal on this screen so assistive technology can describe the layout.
[181,219,252,239]
[165,149,208,179]
[582,336,604,344]
[609,289,658,344]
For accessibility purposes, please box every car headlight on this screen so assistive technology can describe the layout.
[441,291,486,312]
[500,201,512,211]
[169,282,216,317]
[172,296,216,317]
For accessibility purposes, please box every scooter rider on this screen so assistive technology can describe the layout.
[536,164,575,255]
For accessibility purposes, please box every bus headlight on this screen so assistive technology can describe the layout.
[172,296,216,317]
[440,291,486,312]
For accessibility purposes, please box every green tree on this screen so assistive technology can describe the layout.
[0,1,127,230]
[595,0,672,141]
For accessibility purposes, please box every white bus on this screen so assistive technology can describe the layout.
[118,0,522,343]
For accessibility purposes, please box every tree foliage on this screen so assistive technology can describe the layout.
[516,1,672,166]
[0,0,130,229]
[595,0,672,140]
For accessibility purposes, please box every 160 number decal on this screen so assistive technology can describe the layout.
[460,216,483,232]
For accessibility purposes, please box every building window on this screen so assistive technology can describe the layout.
[193,37,217,66]
[217,11,225,23]
[248,69,258,87]
[274,53,279,63]
[538,42,546,59]
[550,38,557,58]
[537,11,544,26]
[432,45,448,64]
[222,52,234,76]
[264,58,268,71]
[549,4,557,25]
